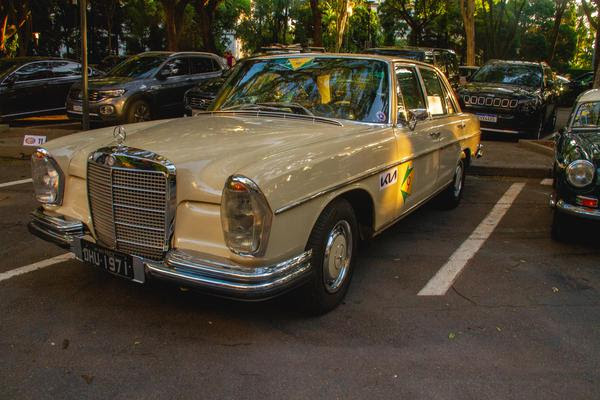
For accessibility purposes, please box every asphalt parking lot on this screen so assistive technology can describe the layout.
[1,154,599,398]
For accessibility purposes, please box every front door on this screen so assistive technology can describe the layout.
[3,62,53,118]
[155,57,190,116]
[47,61,82,110]
[393,65,438,213]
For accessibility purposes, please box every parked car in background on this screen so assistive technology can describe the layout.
[560,71,594,106]
[551,88,600,240]
[457,60,558,139]
[184,68,230,115]
[29,54,481,314]
[67,51,226,124]
[555,75,572,106]
[0,57,103,122]
[459,65,479,85]
[365,47,460,86]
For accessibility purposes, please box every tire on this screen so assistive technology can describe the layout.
[436,158,465,210]
[545,110,557,134]
[124,99,152,124]
[299,198,359,315]
[551,210,571,242]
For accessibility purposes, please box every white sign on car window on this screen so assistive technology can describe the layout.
[428,96,444,116]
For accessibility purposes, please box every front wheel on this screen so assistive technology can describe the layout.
[124,99,152,124]
[299,198,358,315]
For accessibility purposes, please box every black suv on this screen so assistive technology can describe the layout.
[365,47,459,85]
[0,57,103,121]
[67,51,226,124]
[457,60,559,138]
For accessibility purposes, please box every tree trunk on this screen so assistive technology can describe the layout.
[310,0,322,46]
[594,48,600,89]
[460,0,476,65]
[164,6,178,51]
[548,0,568,63]
[335,0,349,52]
[197,3,218,53]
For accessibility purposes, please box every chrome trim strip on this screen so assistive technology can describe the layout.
[116,238,165,249]
[114,221,164,232]
[2,107,65,118]
[274,131,480,214]
[481,127,520,134]
[554,199,600,221]
[113,203,166,213]
[28,207,85,247]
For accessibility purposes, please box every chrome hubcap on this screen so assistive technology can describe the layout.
[134,104,150,122]
[323,220,352,293]
[453,163,463,197]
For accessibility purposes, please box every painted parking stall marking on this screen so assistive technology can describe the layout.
[0,253,74,283]
[540,178,553,186]
[418,182,526,296]
[0,178,33,188]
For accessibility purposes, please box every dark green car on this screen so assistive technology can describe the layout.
[551,89,600,240]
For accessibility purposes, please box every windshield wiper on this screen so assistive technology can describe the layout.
[222,102,314,116]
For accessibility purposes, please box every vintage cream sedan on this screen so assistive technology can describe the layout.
[29,54,481,313]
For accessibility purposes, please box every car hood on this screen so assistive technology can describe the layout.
[72,76,137,90]
[460,82,540,99]
[187,77,225,95]
[44,113,367,205]
[570,131,600,162]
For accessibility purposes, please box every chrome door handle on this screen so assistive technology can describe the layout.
[458,121,466,129]
[429,131,441,139]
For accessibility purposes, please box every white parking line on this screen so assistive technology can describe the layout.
[418,182,526,296]
[0,253,74,283]
[0,178,33,188]
[540,178,553,186]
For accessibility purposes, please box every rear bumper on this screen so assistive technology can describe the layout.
[28,207,312,299]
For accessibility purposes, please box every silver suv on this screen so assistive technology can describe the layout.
[67,51,226,124]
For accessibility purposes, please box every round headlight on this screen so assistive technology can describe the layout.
[566,160,595,188]
[31,149,64,205]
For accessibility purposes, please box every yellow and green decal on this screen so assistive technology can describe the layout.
[399,162,414,202]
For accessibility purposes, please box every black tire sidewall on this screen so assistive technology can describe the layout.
[125,99,151,124]
[437,158,465,210]
[301,198,359,314]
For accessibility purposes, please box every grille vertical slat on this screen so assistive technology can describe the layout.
[87,155,172,261]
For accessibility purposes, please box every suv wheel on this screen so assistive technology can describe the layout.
[125,100,152,123]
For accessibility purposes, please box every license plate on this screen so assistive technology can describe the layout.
[72,104,82,112]
[476,113,497,123]
[80,240,135,279]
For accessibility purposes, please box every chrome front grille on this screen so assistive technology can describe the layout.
[69,89,103,102]
[188,95,212,110]
[87,148,176,261]
[464,95,518,109]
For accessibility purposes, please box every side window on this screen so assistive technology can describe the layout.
[50,61,81,78]
[395,65,426,119]
[14,62,52,82]
[161,58,188,77]
[190,57,216,74]
[420,67,449,116]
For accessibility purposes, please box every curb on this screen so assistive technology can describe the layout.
[518,139,554,157]
[467,165,552,179]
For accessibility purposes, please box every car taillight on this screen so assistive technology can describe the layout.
[575,196,598,208]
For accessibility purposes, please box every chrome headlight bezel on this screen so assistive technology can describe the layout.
[220,175,273,257]
[31,148,64,205]
[566,159,595,188]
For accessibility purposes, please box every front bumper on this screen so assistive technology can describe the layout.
[29,207,313,299]
[66,97,127,122]
[462,105,541,135]
[549,194,600,221]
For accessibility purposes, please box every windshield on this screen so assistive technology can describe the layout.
[211,57,390,123]
[107,55,169,78]
[471,63,542,87]
[571,102,600,129]
[0,59,20,78]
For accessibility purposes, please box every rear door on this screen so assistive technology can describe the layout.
[418,66,463,186]
[394,64,438,212]
[155,57,190,115]
[3,62,54,117]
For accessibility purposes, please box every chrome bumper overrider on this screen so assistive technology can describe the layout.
[549,195,600,221]
[28,207,312,299]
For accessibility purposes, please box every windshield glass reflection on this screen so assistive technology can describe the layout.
[471,63,542,88]
[211,57,390,123]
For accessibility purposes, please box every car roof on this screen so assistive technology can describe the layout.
[486,59,546,68]
[2,56,78,64]
[577,89,600,103]
[366,46,456,54]
[245,52,435,69]
[135,51,220,58]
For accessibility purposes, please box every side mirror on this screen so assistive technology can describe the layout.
[407,109,429,131]
[156,70,169,80]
